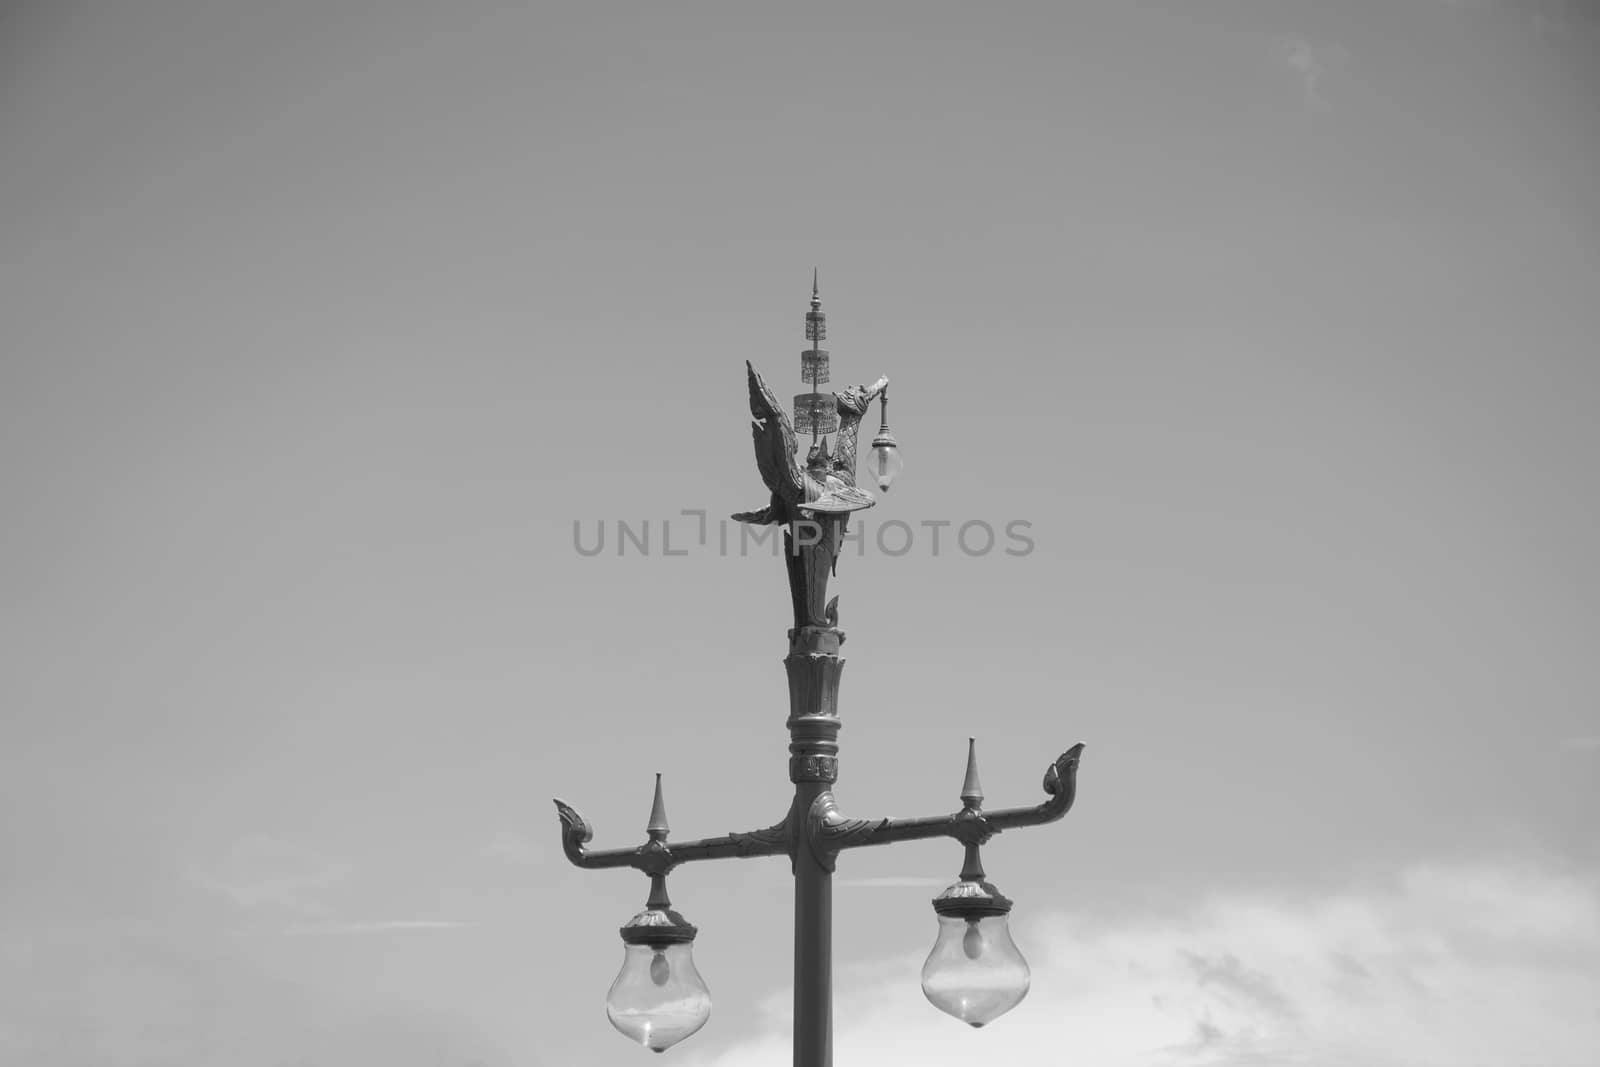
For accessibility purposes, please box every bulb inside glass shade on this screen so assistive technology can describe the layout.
[962,918,984,960]
[607,942,711,1052]
[922,913,1030,1028]
[871,442,903,492]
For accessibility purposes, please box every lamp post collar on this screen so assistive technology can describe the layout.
[933,877,1014,918]
[621,870,700,945]
[619,906,699,946]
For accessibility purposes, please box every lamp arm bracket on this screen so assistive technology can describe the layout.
[553,799,791,874]
[804,744,1085,863]
[804,791,890,873]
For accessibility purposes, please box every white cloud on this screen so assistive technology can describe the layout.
[680,860,1600,1067]
[1269,34,1349,112]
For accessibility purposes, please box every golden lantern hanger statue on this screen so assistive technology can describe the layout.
[554,276,1084,1063]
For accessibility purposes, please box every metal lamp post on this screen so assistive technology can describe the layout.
[554,277,1085,1065]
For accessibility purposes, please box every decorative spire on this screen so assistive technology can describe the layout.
[647,773,670,842]
[796,270,837,439]
[805,270,826,342]
[960,738,985,809]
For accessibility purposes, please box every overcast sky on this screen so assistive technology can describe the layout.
[2,2,1597,1065]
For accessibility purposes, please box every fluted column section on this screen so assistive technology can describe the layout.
[787,625,843,784]
[787,616,843,1067]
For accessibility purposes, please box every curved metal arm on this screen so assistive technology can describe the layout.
[809,744,1084,857]
[979,743,1085,832]
[554,799,791,875]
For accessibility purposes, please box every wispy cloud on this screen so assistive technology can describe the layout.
[1269,34,1349,111]
[681,859,1600,1067]
[835,876,950,890]
[280,919,476,936]
[1436,0,1598,40]
[0,928,504,1067]
[186,835,349,918]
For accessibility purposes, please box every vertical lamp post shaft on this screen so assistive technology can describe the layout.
[785,534,848,1066]
[794,775,833,1066]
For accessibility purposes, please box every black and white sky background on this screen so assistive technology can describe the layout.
[2,2,1597,1065]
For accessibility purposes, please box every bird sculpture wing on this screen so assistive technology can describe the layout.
[735,361,805,523]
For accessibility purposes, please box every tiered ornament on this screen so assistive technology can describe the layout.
[793,271,839,438]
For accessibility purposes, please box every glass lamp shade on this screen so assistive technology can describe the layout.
[606,941,712,1053]
[921,902,1030,1027]
[869,432,903,492]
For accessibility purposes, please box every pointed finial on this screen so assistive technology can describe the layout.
[811,267,821,310]
[960,737,984,809]
[646,773,670,841]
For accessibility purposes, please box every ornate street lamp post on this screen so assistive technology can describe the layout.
[554,277,1085,1064]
